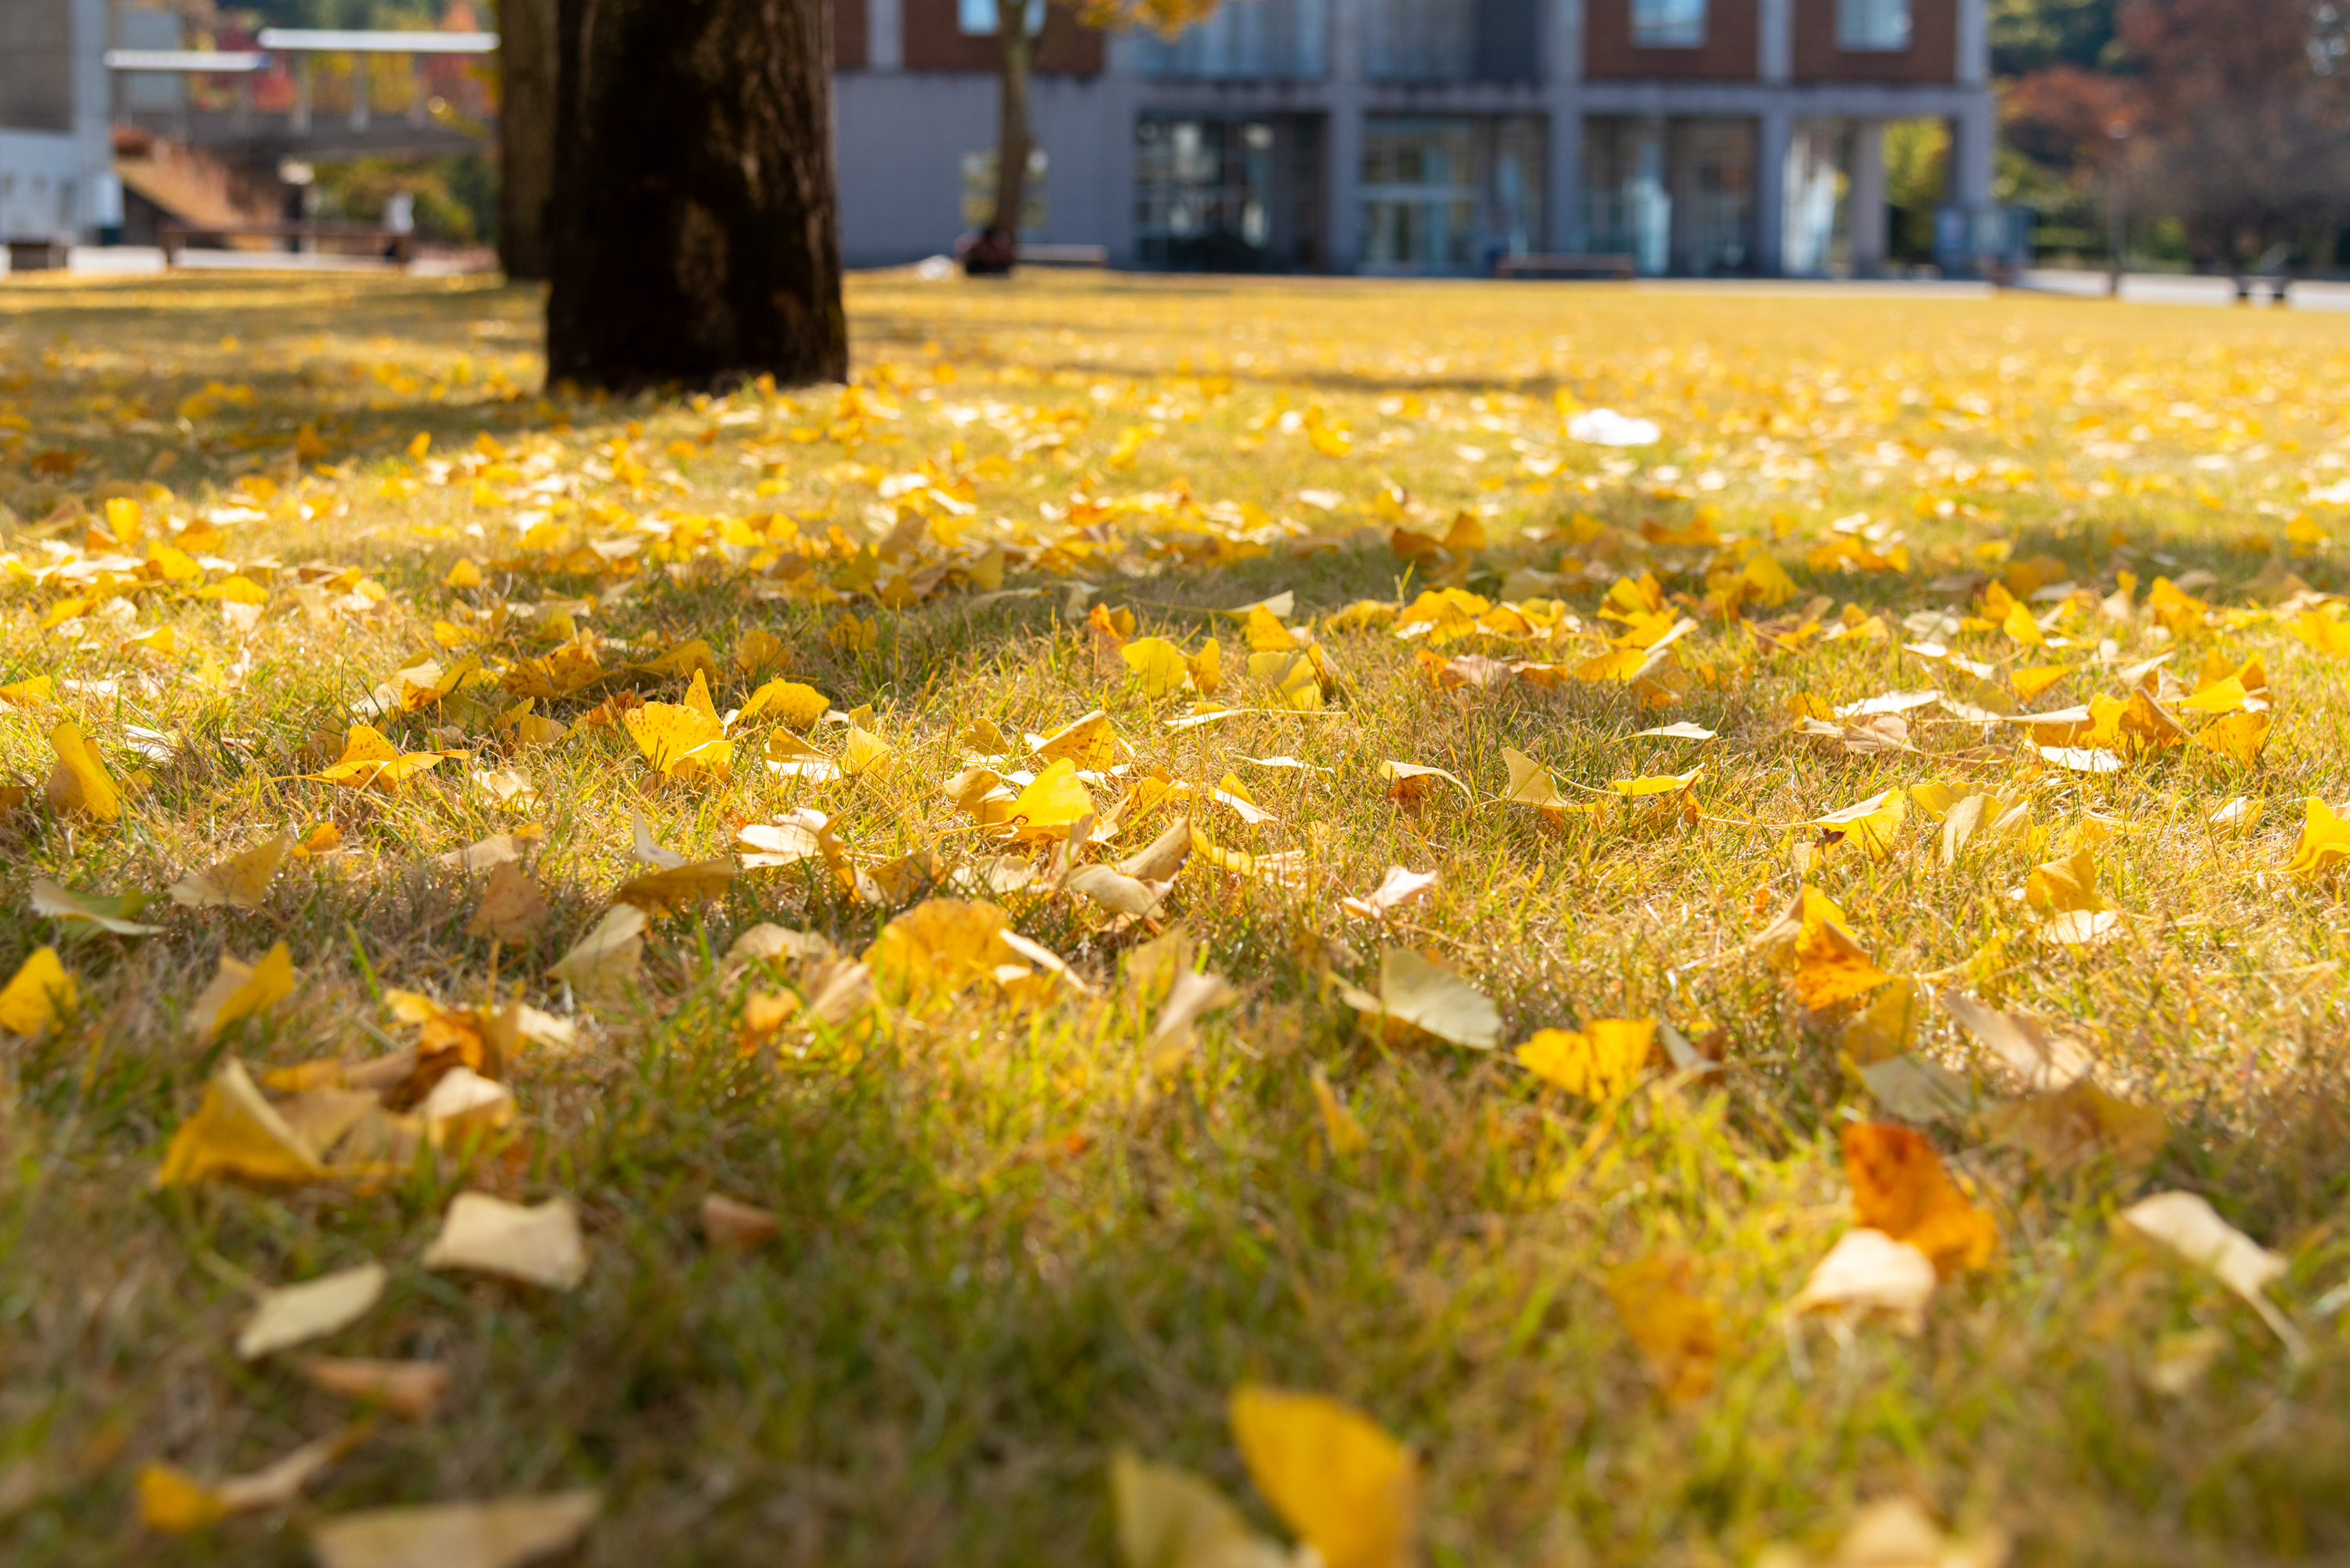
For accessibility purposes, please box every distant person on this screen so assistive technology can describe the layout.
[963,226,1015,277]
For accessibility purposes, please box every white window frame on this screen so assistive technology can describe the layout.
[1630,0,1706,49]
[1836,0,1911,52]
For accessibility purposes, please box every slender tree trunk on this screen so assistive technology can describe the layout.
[990,0,1035,244]
[496,0,557,281]
[546,0,847,393]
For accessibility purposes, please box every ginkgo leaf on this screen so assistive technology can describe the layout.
[841,724,895,780]
[435,831,538,873]
[187,942,296,1041]
[1938,989,2091,1091]
[1033,709,1119,770]
[2285,795,2350,877]
[1516,1018,1653,1102]
[1121,636,1195,697]
[1341,947,1499,1050]
[312,725,448,791]
[466,861,550,942]
[738,677,829,729]
[1605,1255,1718,1401]
[549,905,646,998]
[1067,862,1166,918]
[2120,1192,2305,1356]
[1812,789,1906,860]
[45,719,121,822]
[157,1059,326,1186]
[1609,767,1702,799]
[1004,759,1096,842]
[702,1193,782,1251]
[624,700,732,782]
[31,878,163,937]
[1247,650,1323,711]
[1112,1450,1287,1568]
[763,726,842,780]
[421,1192,589,1290]
[1791,1228,1938,1333]
[302,1357,453,1421]
[309,1490,602,1568]
[171,833,294,907]
[236,1262,387,1360]
[1755,887,1892,1009]
[1339,865,1438,919]
[1500,748,1567,809]
[1634,721,1715,741]
[1380,760,1470,804]
[1842,1122,1996,1276]
[2194,709,2270,767]
[0,946,77,1034]
[1228,1385,1418,1568]
[863,898,1013,1005]
[1982,1077,2166,1173]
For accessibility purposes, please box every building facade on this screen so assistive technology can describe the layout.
[0,0,116,245]
[832,0,1995,276]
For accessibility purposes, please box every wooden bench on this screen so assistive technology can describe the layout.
[5,240,72,273]
[1014,243,1110,267]
[1494,253,1637,281]
[161,222,416,266]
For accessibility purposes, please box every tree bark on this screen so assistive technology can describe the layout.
[989,0,1035,243]
[546,0,847,393]
[496,0,558,281]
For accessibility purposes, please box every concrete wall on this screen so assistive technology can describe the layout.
[0,129,82,240]
[837,71,1140,266]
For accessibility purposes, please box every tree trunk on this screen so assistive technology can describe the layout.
[546,0,847,393]
[989,0,1035,244]
[496,0,558,281]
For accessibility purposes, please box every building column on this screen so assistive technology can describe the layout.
[1950,100,1993,209]
[1759,0,1791,84]
[71,0,113,240]
[1547,0,1583,252]
[869,0,904,71]
[1324,0,1365,272]
[1957,0,1989,87]
[1754,106,1790,275]
[1849,118,1888,275]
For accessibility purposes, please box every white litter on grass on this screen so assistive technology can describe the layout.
[1567,408,1661,447]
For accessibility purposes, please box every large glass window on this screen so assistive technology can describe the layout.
[1135,116,1323,270]
[1361,116,1543,275]
[1631,0,1706,48]
[1133,0,1327,79]
[959,0,1046,35]
[1837,0,1910,49]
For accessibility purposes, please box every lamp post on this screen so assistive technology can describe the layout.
[2105,118,2131,299]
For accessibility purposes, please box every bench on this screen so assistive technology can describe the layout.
[1494,253,1637,281]
[161,223,416,266]
[1015,243,1110,267]
[5,240,72,273]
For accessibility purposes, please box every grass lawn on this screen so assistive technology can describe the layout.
[2,268,2348,1566]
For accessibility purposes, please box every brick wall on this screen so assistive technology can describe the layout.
[1582,0,1762,81]
[837,0,869,70]
[1790,0,1957,81]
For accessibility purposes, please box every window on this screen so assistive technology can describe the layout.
[1837,0,1909,50]
[959,0,1046,34]
[962,148,1048,232]
[1630,0,1705,48]
[1361,116,1543,275]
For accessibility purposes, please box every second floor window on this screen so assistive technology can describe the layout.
[1837,0,1910,49]
[959,0,1046,34]
[1631,0,1706,48]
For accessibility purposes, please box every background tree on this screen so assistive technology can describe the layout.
[545,0,844,391]
[2115,0,2350,269]
[974,0,1219,272]
[495,0,557,281]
